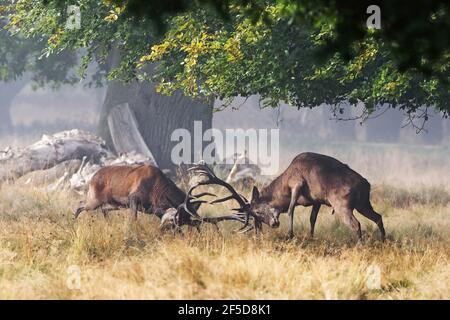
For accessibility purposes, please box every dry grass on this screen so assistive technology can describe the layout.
[0,183,449,300]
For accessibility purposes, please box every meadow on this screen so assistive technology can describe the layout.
[0,180,448,299]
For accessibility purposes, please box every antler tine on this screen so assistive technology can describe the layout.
[181,184,217,219]
[188,164,217,179]
[201,214,247,224]
[200,213,259,234]
[192,191,216,198]
[237,225,254,233]
[189,199,208,206]
[179,185,203,220]
[209,195,235,204]
[235,216,263,234]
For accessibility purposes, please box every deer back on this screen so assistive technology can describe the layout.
[87,164,186,209]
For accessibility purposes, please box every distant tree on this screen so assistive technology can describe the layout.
[0,2,77,134]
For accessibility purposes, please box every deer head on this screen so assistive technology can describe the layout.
[248,186,281,228]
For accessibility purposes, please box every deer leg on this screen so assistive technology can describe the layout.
[100,204,120,220]
[101,206,109,219]
[142,203,153,214]
[74,205,85,219]
[336,207,362,242]
[129,194,141,220]
[213,223,220,232]
[356,204,386,241]
[309,204,321,238]
[186,224,202,233]
[287,185,301,239]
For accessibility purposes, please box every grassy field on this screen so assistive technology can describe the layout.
[0,182,448,299]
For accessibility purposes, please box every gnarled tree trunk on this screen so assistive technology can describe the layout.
[97,50,213,172]
[107,103,158,165]
[131,80,212,172]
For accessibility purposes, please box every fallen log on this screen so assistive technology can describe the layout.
[15,159,82,187]
[0,129,112,183]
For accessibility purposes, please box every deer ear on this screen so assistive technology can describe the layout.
[251,186,260,203]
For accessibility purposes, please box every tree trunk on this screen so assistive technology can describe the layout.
[0,78,28,135]
[107,103,158,166]
[131,80,212,172]
[98,79,135,148]
[98,56,213,172]
[97,46,130,148]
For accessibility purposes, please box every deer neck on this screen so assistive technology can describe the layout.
[258,188,280,211]
[260,179,291,212]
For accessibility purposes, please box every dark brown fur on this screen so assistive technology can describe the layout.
[74,165,186,219]
[250,152,385,241]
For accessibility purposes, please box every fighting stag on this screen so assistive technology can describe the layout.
[247,152,386,242]
[74,164,186,221]
[74,164,248,231]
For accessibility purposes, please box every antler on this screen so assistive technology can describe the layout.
[188,163,259,232]
[181,185,210,219]
[161,170,254,231]
[169,182,248,230]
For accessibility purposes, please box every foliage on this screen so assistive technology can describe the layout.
[2,0,158,86]
[0,1,77,88]
[3,0,449,122]
[97,0,450,82]
[142,4,449,119]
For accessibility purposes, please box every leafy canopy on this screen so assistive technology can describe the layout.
[0,1,77,87]
[142,3,449,120]
[2,0,449,122]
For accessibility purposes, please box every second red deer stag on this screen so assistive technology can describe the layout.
[74,164,246,230]
[248,152,386,241]
[75,165,185,220]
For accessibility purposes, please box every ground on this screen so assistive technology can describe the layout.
[0,182,448,299]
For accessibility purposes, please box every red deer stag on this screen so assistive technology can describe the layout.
[74,164,246,230]
[191,154,386,242]
[247,152,385,241]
